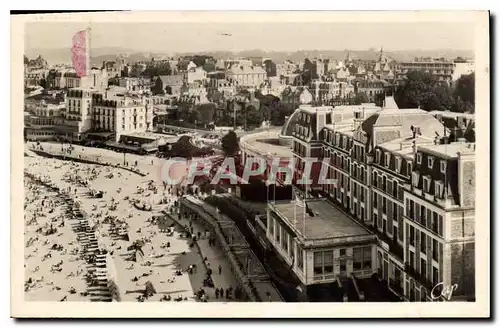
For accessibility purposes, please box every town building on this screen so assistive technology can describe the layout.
[61,87,99,141]
[398,57,475,84]
[152,75,184,96]
[266,198,378,299]
[356,79,391,102]
[281,86,314,108]
[118,77,152,94]
[225,64,267,87]
[187,66,208,84]
[311,80,355,103]
[263,97,476,301]
[402,142,475,301]
[91,89,153,141]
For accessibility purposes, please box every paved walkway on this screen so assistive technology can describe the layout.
[166,206,242,302]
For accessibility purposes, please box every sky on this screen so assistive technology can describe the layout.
[25,21,475,53]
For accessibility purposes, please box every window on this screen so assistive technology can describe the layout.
[420,206,427,226]
[339,249,346,256]
[281,229,288,252]
[435,181,443,198]
[376,149,381,163]
[417,153,422,164]
[318,251,332,274]
[297,246,304,270]
[432,212,439,233]
[385,153,390,167]
[407,162,412,176]
[339,260,346,273]
[428,157,434,169]
[420,259,427,279]
[432,239,439,262]
[423,176,430,192]
[420,232,427,253]
[412,172,419,187]
[373,172,378,187]
[276,225,281,243]
[269,217,274,236]
[395,157,401,172]
[438,215,443,236]
[432,267,439,286]
[363,246,372,269]
[313,252,323,275]
[353,247,363,271]
[440,160,447,173]
[410,226,415,246]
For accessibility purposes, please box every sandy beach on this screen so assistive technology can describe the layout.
[24,143,241,302]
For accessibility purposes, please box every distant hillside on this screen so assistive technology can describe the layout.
[25,47,474,66]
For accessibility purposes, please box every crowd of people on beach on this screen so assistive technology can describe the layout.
[24,143,247,303]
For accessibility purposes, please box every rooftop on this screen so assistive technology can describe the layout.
[270,199,373,242]
[240,129,292,158]
[419,142,476,158]
[120,131,178,142]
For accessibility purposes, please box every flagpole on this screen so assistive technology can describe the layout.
[293,187,297,226]
[303,185,307,235]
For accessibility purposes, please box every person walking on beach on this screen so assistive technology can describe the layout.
[218,264,222,275]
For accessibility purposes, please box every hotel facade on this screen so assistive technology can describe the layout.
[262,98,475,301]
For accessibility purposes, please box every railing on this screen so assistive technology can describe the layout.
[179,197,284,301]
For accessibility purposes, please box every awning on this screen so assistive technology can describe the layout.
[86,132,115,140]
[104,141,141,152]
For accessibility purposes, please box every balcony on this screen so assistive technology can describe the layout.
[404,262,433,290]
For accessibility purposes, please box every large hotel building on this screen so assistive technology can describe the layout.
[257,98,475,301]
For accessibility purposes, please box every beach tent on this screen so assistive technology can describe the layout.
[144,280,156,297]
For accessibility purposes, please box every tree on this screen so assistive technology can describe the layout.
[196,103,216,126]
[221,131,239,156]
[394,70,454,111]
[245,105,264,129]
[207,90,223,103]
[453,73,475,113]
[354,92,369,105]
[24,55,29,65]
[454,73,475,103]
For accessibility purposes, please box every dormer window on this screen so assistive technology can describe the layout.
[416,153,422,164]
[395,157,401,173]
[440,160,447,173]
[407,162,412,176]
[428,157,435,169]
[412,172,420,187]
[385,153,390,167]
[435,181,444,198]
[376,149,381,163]
[423,176,431,193]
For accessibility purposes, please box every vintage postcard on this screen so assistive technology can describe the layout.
[11,11,490,318]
